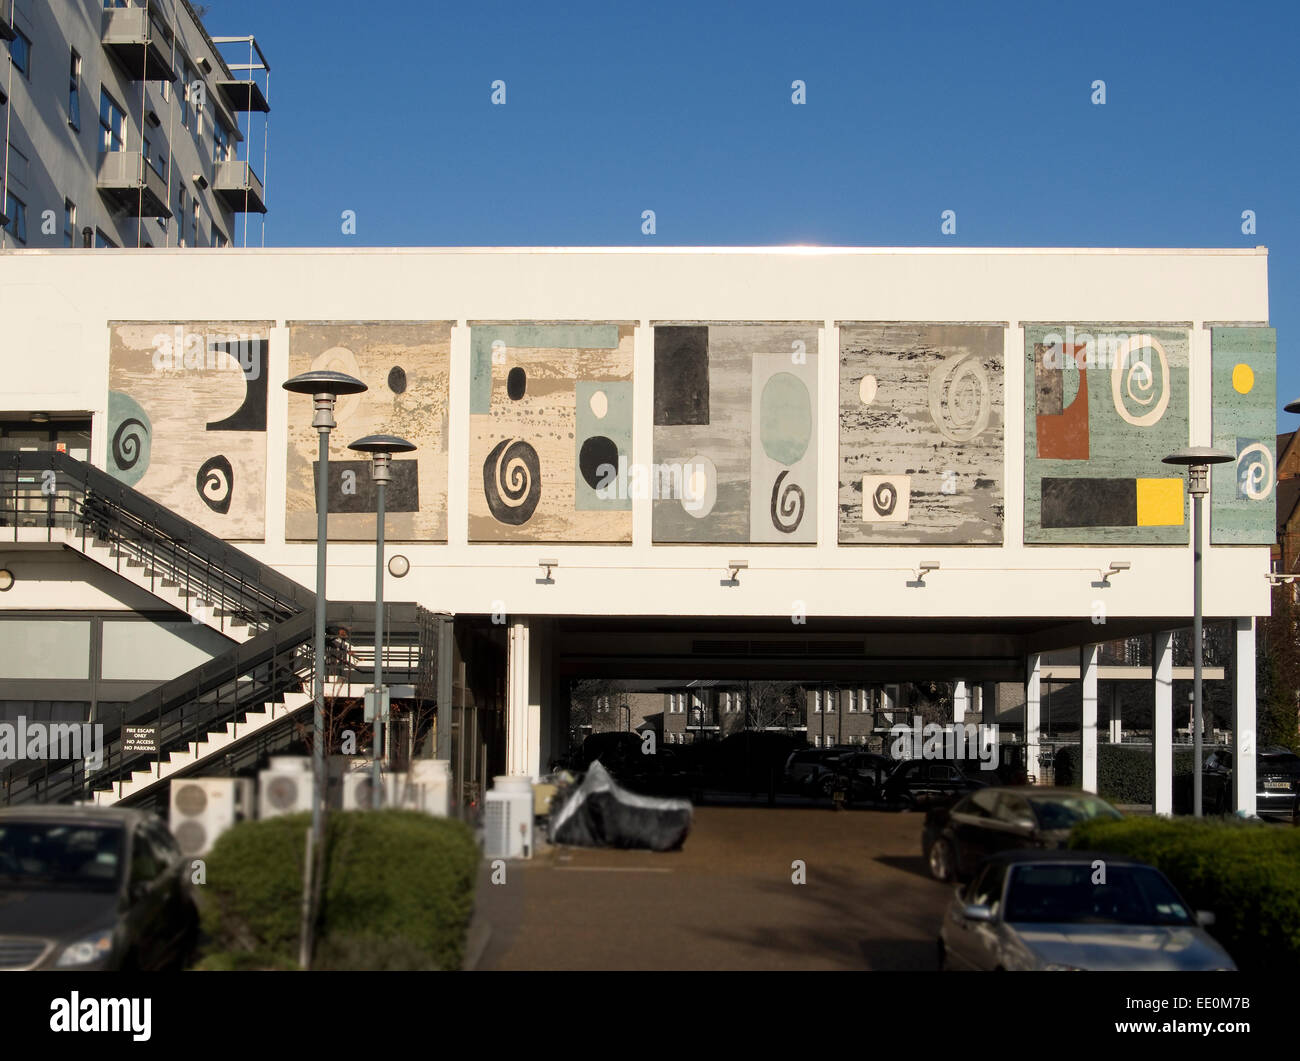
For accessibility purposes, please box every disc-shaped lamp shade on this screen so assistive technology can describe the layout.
[1161,447,1236,467]
[282,370,368,396]
[348,434,417,455]
[1285,398,1300,415]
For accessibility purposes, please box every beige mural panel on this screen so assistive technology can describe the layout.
[286,322,451,541]
[107,321,271,539]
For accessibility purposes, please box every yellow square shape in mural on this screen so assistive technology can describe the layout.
[1136,478,1184,526]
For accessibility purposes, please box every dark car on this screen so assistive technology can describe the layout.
[1198,746,1300,818]
[938,849,1235,971]
[922,787,1123,882]
[812,751,893,801]
[880,758,988,810]
[0,806,199,971]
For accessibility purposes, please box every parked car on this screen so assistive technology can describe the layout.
[0,806,198,971]
[938,849,1236,971]
[923,787,1123,882]
[812,751,893,801]
[880,758,987,810]
[1199,746,1300,818]
[783,747,843,790]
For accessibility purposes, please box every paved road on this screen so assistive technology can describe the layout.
[471,806,953,970]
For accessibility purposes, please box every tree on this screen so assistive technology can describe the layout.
[1258,584,1300,752]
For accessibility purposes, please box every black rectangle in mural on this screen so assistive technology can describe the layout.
[1040,477,1136,528]
[654,326,709,425]
[312,459,419,513]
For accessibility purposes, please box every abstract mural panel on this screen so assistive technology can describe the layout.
[108,321,272,538]
[468,323,634,542]
[1211,327,1277,544]
[652,324,818,544]
[286,322,451,541]
[1024,324,1189,543]
[838,324,1004,544]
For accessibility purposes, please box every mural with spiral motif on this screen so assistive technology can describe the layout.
[652,323,818,544]
[108,322,271,538]
[839,323,1003,543]
[469,323,634,542]
[1210,327,1277,545]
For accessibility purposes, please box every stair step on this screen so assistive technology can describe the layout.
[125,559,144,569]
[160,579,178,588]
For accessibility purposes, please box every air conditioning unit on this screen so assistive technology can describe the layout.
[484,776,533,859]
[169,777,255,857]
[402,759,450,818]
[340,769,391,811]
[258,756,313,819]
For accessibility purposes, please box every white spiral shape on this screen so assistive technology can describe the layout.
[1110,334,1170,428]
[1236,442,1274,501]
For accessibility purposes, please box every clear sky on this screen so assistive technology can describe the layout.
[209,0,1296,424]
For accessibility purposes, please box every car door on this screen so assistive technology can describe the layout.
[143,820,191,960]
[946,861,1008,969]
[987,792,1039,855]
[948,789,999,871]
[125,825,172,970]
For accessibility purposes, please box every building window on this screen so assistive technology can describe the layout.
[814,690,821,714]
[826,691,835,713]
[11,29,31,79]
[180,64,193,129]
[63,200,76,247]
[191,200,200,247]
[213,120,232,165]
[213,230,228,248]
[848,689,856,713]
[3,193,27,244]
[94,229,116,248]
[176,186,187,246]
[99,90,126,153]
[68,50,82,130]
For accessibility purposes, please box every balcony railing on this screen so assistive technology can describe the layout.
[214,160,267,213]
[101,2,176,82]
[97,151,171,218]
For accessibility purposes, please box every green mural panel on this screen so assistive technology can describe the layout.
[1211,327,1277,545]
[1024,324,1190,544]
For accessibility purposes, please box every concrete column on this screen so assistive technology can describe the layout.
[1232,617,1257,816]
[1025,655,1041,784]
[1108,684,1122,743]
[1153,630,1174,815]
[506,618,541,779]
[953,680,968,724]
[1080,643,1099,793]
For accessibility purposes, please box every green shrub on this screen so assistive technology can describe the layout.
[1068,816,1300,970]
[198,810,479,971]
[1053,744,1195,804]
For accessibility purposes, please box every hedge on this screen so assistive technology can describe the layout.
[1068,816,1300,971]
[196,810,479,971]
[1053,744,1197,804]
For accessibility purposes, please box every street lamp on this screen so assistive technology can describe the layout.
[347,434,417,809]
[283,369,367,967]
[1162,446,1234,817]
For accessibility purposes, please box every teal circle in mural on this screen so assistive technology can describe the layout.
[759,372,811,466]
[106,391,152,486]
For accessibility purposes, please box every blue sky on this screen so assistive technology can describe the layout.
[210,0,1296,423]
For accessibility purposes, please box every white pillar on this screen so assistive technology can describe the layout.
[506,618,541,779]
[953,680,968,724]
[1025,655,1041,784]
[1108,684,1122,743]
[1232,617,1257,816]
[1153,630,1174,815]
[1080,643,1099,793]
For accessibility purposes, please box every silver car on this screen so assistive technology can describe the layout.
[939,849,1236,971]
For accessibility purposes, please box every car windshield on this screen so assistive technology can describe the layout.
[0,822,124,892]
[1004,863,1194,926]
[1028,794,1123,830]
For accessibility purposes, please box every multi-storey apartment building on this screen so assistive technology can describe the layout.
[0,0,267,250]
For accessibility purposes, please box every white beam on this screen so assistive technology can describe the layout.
[1153,631,1174,815]
[506,618,537,778]
[953,680,968,724]
[1025,655,1041,784]
[1108,683,1122,743]
[1232,617,1257,816]
[1081,643,1099,793]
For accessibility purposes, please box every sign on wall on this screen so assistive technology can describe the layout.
[838,323,1004,544]
[1211,327,1277,545]
[286,322,452,542]
[1024,323,1189,544]
[108,321,272,539]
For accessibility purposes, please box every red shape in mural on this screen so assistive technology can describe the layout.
[1035,343,1089,460]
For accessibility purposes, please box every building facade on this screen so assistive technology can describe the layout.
[1,0,267,251]
[0,246,1277,815]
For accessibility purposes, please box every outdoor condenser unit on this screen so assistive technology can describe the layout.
[169,777,255,857]
[340,769,397,811]
[483,776,534,859]
[258,755,313,819]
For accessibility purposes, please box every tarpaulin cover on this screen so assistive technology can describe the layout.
[549,761,692,851]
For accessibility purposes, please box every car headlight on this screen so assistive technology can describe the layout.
[1043,963,1084,971]
[56,928,116,968]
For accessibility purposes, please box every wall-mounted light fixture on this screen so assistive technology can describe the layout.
[539,558,558,583]
[0,569,14,591]
[387,554,410,578]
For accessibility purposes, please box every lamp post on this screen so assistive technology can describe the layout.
[1162,446,1235,817]
[347,434,417,809]
[283,369,367,967]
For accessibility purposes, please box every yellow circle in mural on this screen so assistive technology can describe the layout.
[1232,363,1255,394]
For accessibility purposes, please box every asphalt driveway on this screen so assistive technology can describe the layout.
[470,805,952,970]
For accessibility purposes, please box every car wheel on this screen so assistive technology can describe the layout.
[928,837,955,882]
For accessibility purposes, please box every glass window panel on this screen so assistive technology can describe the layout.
[0,621,91,679]
[100,620,227,681]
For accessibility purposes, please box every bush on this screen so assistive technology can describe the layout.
[1053,744,1195,804]
[1068,816,1300,970]
[198,809,479,971]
